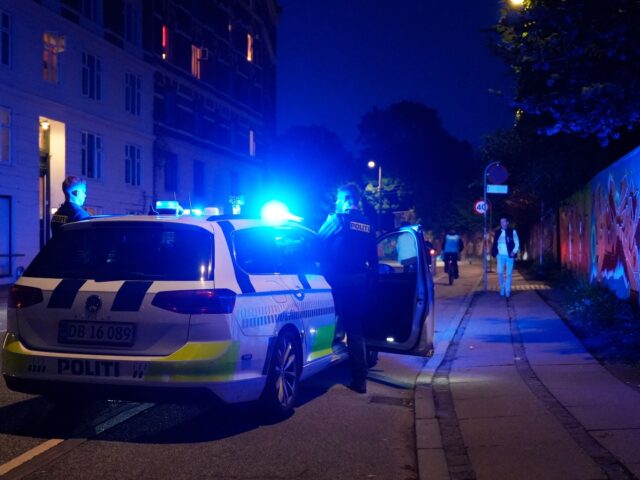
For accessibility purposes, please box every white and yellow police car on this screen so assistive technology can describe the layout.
[2,202,434,415]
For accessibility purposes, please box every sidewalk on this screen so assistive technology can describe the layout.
[416,272,640,480]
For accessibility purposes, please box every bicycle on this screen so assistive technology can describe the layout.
[444,252,458,285]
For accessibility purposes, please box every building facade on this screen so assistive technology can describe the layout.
[0,0,279,284]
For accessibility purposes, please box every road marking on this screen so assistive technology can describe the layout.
[0,439,64,476]
[0,402,153,479]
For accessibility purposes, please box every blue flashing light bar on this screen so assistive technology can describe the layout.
[155,200,183,215]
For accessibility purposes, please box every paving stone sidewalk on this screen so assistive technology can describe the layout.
[416,272,640,480]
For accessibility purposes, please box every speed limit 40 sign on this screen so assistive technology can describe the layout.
[474,200,488,215]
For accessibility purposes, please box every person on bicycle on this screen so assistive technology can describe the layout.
[442,228,464,280]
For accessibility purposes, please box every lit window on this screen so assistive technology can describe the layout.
[43,32,64,83]
[161,25,169,60]
[246,33,253,62]
[249,129,256,157]
[125,144,141,186]
[0,106,10,163]
[124,1,140,46]
[1,11,10,67]
[191,45,203,79]
[125,72,141,115]
[82,52,102,100]
[81,131,102,179]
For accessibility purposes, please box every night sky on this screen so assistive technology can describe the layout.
[277,0,515,151]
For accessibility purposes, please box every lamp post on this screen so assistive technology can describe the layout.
[508,0,525,7]
[483,161,500,292]
[367,160,382,230]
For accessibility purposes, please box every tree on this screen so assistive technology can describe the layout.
[478,119,640,238]
[268,126,357,228]
[357,102,476,233]
[495,0,640,145]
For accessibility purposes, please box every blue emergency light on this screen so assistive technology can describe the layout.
[260,200,302,225]
[155,200,183,215]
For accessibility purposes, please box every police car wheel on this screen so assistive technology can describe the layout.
[262,330,301,416]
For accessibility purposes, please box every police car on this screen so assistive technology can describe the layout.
[2,202,435,415]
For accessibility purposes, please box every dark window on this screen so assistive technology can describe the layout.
[124,0,139,45]
[81,0,99,22]
[125,72,141,115]
[1,11,10,67]
[193,160,205,196]
[82,52,102,100]
[81,131,102,178]
[233,227,319,275]
[125,144,141,186]
[25,222,213,281]
[1,106,10,163]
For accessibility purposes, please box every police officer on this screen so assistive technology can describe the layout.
[51,176,89,236]
[317,183,377,394]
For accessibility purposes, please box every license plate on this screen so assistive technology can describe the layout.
[58,321,136,347]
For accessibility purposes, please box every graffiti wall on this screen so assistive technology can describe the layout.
[559,146,640,299]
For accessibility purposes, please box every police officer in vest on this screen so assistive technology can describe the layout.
[51,176,90,236]
[491,217,520,297]
[442,228,464,279]
[317,183,377,394]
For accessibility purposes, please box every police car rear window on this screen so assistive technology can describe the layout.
[25,222,213,281]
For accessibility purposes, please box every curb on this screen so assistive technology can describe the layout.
[414,275,482,480]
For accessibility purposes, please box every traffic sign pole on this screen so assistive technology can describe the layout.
[483,161,500,292]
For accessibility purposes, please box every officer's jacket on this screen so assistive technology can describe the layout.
[51,201,90,236]
[316,209,377,281]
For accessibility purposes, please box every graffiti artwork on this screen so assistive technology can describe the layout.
[558,146,640,300]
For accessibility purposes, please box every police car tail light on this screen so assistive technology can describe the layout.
[8,285,44,309]
[151,289,236,315]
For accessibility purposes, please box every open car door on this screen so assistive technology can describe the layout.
[364,225,435,357]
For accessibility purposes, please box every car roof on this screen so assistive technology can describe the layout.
[72,214,315,233]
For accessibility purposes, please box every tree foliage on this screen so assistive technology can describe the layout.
[478,119,640,238]
[495,0,640,145]
[269,125,357,228]
[357,101,477,233]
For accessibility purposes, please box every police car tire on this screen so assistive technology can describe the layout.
[262,330,301,417]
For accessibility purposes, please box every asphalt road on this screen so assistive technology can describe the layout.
[0,263,480,480]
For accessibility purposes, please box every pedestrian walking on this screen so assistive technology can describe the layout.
[491,217,520,297]
[316,183,378,394]
[51,176,90,236]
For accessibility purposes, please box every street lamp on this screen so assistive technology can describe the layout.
[508,0,525,7]
[367,160,382,230]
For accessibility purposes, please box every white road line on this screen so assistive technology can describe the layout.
[0,402,153,478]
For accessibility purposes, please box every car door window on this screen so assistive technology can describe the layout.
[378,230,419,274]
[234,227,319,275]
